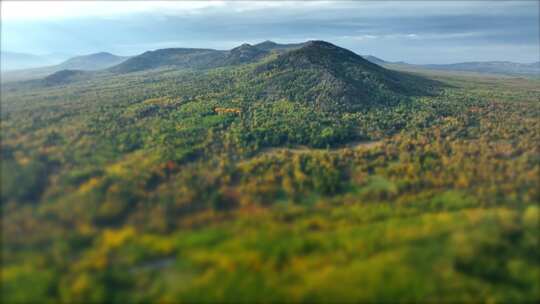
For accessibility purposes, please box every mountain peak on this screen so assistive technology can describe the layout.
[70,52,119,60]
[253,40,304,52]
[92,51,115,57]
[303,40,338,49]
[231,43,255,51]
[277,40,370,69]
[57,52,128,71]
[256,40,278,47]
[226,43,268,64]
[252,40,437,108]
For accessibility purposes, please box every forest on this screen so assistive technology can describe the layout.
[1,41,539,303]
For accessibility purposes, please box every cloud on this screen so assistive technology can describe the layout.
[1,1,537,63]
[5,1,532,20]
[1,1,335,20]
[1,1,228,20]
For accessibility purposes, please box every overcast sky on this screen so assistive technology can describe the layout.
[1,1,538,64]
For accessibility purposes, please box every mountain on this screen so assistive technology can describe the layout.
[37,52,126,86]
[2,52,129,82]
[248,41,436,108]
[362,55,540,76]
[109,41,306,74]
[42,69,89,86]
[106,40,437,107]
[222,43,269,65]
[421,61,540,76]
[252,40,305,51]
[55,52,128,70]
[6,40,438,103]
[108,48,227,73]
[108,41,434,107]
[22,41,437,106]
[109,45,270,74]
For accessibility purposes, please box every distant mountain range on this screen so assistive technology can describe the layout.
[109,42,540,77]
[420,61,540,76]
[2,52,129,82]
[108,40,303,73]
[55,52,129,70]
[2,41,538,84]
[37,40,437,110]
[362,55,539,77]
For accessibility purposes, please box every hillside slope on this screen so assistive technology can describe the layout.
[41,69,94,86]
[253,40,305,51]
[247,41,437,109]
[56,52,128,70]
[108,41,305,74]
[9,41,439,109]
[108,48,227,73]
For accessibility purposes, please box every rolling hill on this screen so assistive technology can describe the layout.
[108,40,438,106]
[41,69,92,86]
[11,40,439,110]
[30,41,438,108]
[252,40,305,51]
[54,52,128,70]
[1,52,129,82]
[108,48,225,73]
[247,40,437,108]
[362,55,540,76]
[109,41,305,74]
[221,43,269,65]
[421,61,540,76]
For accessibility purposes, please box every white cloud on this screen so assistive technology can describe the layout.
[340,32,483,41]
[1,1,228,20]
[0,1,337,21]
[1,1,534,21]
[340,35,378,41]
[1,1,535,63]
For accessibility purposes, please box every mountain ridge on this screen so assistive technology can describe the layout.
[362,55,540,76]
[2,52,129,82]
[57,52,128,70]
[108,41,309,74]
[245,40,438,109]
[27,40,438,112]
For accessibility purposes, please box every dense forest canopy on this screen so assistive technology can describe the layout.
[1,41,539,303]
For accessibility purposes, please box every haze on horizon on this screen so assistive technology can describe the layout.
[1,0,538,64]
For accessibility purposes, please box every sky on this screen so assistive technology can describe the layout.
[1,1,539,64]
